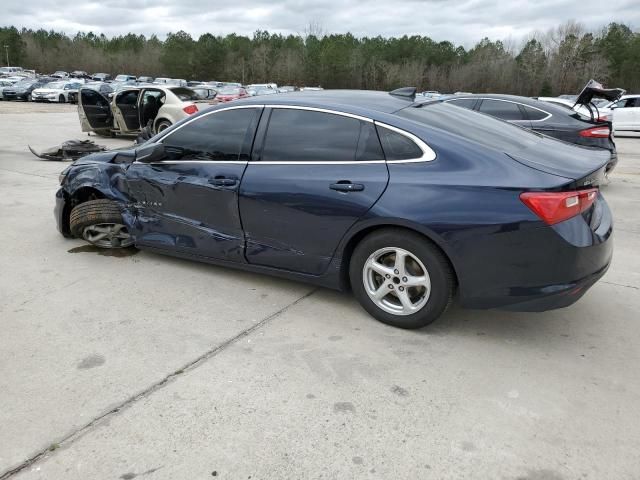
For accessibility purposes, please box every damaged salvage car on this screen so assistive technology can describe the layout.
[55,89,613,329]
[77,85,205,136]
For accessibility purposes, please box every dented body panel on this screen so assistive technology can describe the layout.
[124,161,248,262]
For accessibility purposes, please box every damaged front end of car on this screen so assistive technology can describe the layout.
[54,149,137,238]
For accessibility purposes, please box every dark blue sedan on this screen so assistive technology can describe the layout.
[55,89,613,329]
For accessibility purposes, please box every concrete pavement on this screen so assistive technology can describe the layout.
[1,103,639,479]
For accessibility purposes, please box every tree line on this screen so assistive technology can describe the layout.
[0,21,638,95]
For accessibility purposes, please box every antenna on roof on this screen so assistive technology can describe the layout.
[389,87,417,100]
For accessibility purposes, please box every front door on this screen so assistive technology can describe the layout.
[239,107,390,275]
[78,88,112,131]
[125,106,262,261]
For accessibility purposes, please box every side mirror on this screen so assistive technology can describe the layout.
[136,143,165,163]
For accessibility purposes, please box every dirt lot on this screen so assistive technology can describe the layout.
[1,102,639,480]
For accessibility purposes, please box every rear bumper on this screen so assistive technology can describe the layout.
[496,260,610,312]
[457,195,613,311]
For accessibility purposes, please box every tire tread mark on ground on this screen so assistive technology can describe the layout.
[0,288,317,479]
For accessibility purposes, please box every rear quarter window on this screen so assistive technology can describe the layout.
[377,126,423,160]
[522,105,549,121]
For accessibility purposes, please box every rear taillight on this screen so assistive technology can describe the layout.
[183,104,198,115]
[520,188,598,225]
[579,126,609,138]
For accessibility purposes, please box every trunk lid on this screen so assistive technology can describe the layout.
[507,135,609,187]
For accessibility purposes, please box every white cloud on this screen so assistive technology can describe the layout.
[2,0,638,47]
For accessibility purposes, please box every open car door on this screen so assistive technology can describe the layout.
[78,88,113,133]
[112,89,142,134]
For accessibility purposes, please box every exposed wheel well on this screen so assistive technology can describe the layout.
[62,187,106,236]
[339,225,459,291]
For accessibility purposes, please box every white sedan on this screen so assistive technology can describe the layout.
[31,81,84,103]
[78,85,207,135]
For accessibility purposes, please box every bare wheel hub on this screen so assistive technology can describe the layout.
[82,223,134,249]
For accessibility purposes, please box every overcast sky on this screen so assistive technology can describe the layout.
[3,0,639,47]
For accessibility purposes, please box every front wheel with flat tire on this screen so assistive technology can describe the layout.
[349,229,454,329]
[69,199,134,249]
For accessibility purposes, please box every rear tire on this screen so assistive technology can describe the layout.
[58,94,65,103]
[349,229,454,329]
[69,199,134,249]
[155,120,171,133]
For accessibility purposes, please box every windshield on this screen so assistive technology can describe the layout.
[115,75,132,81]
[169,87,199,101]
[45,82,66,89]
[397,102,541,152]
[218,87,242,95]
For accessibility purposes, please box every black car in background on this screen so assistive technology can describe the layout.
[2,77,55,101]
[438,94,618,173]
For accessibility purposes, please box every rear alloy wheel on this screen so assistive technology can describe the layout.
[350,229,454,329]
[70,199,134,249]
[156,120,171,133]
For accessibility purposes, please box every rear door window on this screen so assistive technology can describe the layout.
[261,109,367,162]
[479,99,526,120]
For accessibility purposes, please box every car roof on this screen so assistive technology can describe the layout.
[236,89,415,114]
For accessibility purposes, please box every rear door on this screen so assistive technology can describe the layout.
[125,106,261,261]
[78,88,113,131]
[239,106,389,275]
[477,99,531,128]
